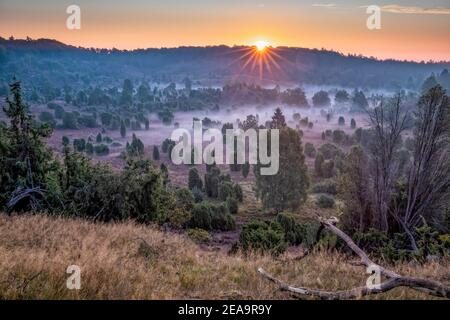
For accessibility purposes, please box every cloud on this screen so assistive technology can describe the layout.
[380,5,450,15]
[312,3,337,8]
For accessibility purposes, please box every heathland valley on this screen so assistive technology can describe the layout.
[0,36,449,299]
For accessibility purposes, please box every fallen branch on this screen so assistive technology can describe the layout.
[259,217,450,299]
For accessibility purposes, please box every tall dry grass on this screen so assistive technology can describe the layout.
[0,214,448,299]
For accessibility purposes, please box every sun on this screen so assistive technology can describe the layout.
[254,40,269,52]
[227,39,287,81]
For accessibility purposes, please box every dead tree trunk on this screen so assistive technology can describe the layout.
[259,217,450,299]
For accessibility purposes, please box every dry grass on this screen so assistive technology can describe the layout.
[0,214,448,300]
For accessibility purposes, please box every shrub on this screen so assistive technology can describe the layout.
[415,222,450,259]
[94,144,109,156]
[204,167,220,198]
[332,130,345,144]
[62,136,70,146]
[335,90,350,103]
[63,157,172,223]
[86,142,94,155]
[299,117,309,127]
[96,133,102,143]
[311,179,337,195]
[276,213,303,245]
[187,228,212,244]
[131,121,141,131]
[314,152,325,176]
[153,146,160,160]
[353,224,450,263]
[188,168,203,190]
[210,208,235,231]
[218,181,234,201]
[338,116,345,126]
[318,143,340,160]
[350,118,356,129]
[78,115,98,128]
[53,104,65,119]
[126,134,145,157]
[167,207,191,229]
[304,142,316,158]
[158,108,174,124]
[73,138,86,152]
[242,161,250,178]
[62,112,78,129]
[160,163,170,185]
[239,220,287,255]
[227,196,239,214]
[353,229,409,262]
[47,102,61,110]
[100,112,112,127]
[321,160,335,178]
[120,120,126,138]
[191,187,204,203]
[175,187,194,211]
[316,194,335,208]
[233,183,243,202]
[39,112,56,126]
[312,90,331,107]
[161,138,175,153]
[189,202,235,231]
[190,202,214,230]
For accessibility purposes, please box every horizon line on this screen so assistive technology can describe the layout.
[2,35,450,65]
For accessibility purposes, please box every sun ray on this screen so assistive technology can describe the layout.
[226,40,290,82]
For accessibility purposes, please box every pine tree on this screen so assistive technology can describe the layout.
[120,120,126,138]
[254,128,309,212]
[188,167,203,190]
[242,161,250,178]
[1,79,54,209]
[271,107,286,129]
[153,145,160,160]
[315,152,325,177]
[160,163,170,185]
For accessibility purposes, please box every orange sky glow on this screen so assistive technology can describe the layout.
[0,1,449,62]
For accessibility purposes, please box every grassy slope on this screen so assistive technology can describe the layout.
[0,214,448,300]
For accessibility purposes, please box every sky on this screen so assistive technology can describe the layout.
[0,0,449,61]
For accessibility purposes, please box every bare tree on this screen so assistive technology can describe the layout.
[399,86,450,250]
[366,95,408,232]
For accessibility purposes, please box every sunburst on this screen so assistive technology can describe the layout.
[228,42,288,81]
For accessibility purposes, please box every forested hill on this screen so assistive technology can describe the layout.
[0,37,449,90]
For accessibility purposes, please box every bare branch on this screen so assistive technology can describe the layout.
[258,268,449,299]
[259,217,450,299]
